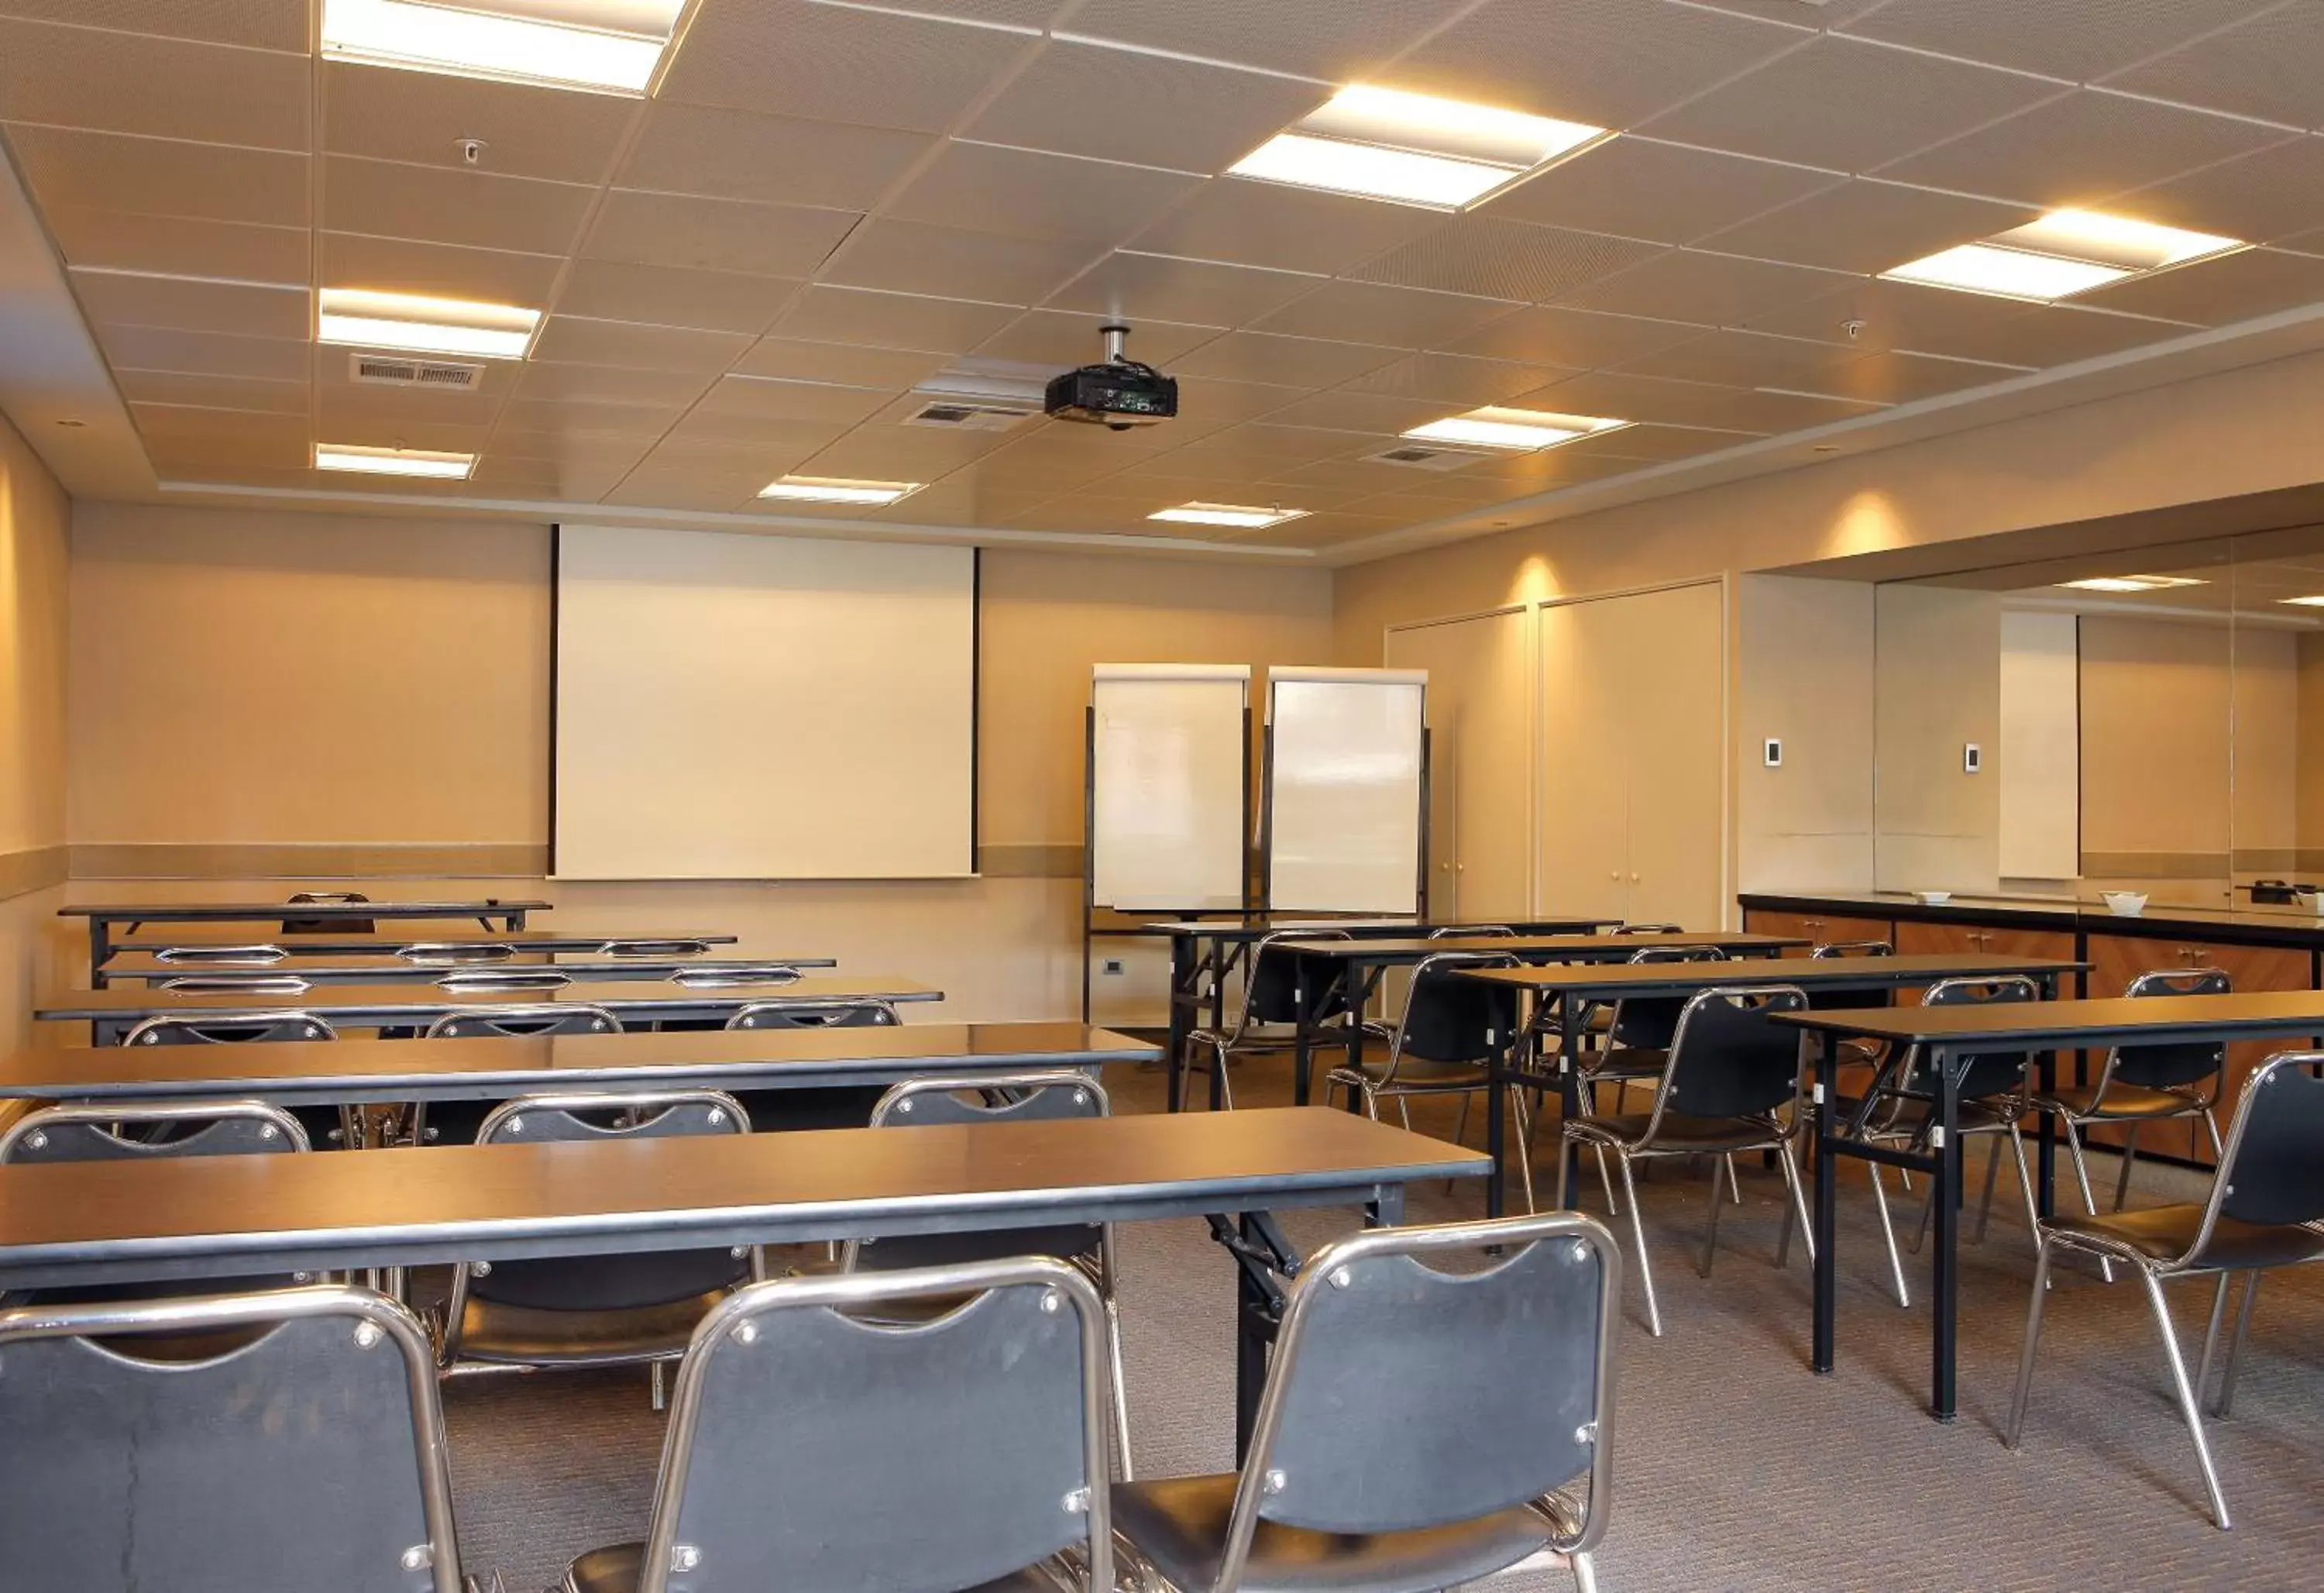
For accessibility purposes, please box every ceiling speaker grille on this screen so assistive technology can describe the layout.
[1363,444,1495,471]
[350,354,484,390]
[903,400,1035,432]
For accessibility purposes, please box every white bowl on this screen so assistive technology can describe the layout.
[2101,890,2149,917]
[2295,890,2322,914]
[1913,890,1952,906]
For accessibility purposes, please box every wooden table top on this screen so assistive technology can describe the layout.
[103,925,738,956]
[63,899,552,923]
[1138,914,1619,939]
[36,975,941,1024]
[1457,952,2085,995]
[0,1022,1153,1106]
[1776,988,2324,1046]
[1284,931,1812,960]
[99,951,834,986]
[0,1107,1489,1292]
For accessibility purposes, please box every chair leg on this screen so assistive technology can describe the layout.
[1510,1088,1537,1216]
[2135,1268,2232,1529]
[1594,1144,1619,1217]
[1569,1549,1597,1593]
[1724,1153,1743,1205]
[2004,1240,2056,1449]
[2200,1108,2224,1164]
[2196,1271,2233,1419]
[1697,1156,1727,1278]
[1776,1142,1814,1269]
[1612,1150,1662,1337]
[1452,1091,1473,1149]
[2218,1271,2262,1419]
[650,1359,667,1412]
[1103,1292,1135,1479]
[2059,1119,2115,1284]
[2004,1123,2043,1255]
[2113,1123,2141,1212]
[1867,1161,1910,1308]
[1972,1132,2005,1245]
[1908,1158,1937,1256]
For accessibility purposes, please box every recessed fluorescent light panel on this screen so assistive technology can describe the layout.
[1148,502,1309,530]
[2278,595,2324,607]
[321,0,686,95]
[318,288,541,360]
[1401,406,1629,452]
[1883,208,2244,303]
[758,476,922,506]
[315,443,476,479]
[2055,575,2208,594]
[1229,84,1607,211]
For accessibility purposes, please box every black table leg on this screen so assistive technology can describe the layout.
[1557,995,1583,1209]
[2036,1048,2058,1220]
[89,918,112,987]
[1932,1042,1961,1422]
[1233,1213,1268,1456]
[1166,931,1192,1113]
[1291,965,1316,1108]
[1813,1028,1838,1375]
[1338,965,1371,1110]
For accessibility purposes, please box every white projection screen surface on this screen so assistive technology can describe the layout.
[1090,664,1248,911]
[554,526,976,880]
[1266,667,1427,913]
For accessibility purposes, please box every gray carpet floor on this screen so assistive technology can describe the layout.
[438,1057,2324,1591]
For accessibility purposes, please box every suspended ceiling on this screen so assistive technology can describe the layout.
[7,0,2324,563]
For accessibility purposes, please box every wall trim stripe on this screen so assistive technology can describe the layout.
[0,845,68,901]
[69,843,552,880]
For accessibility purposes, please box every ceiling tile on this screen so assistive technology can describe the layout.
[733,337,950,388]
[601,472,765,511]
[820,218,1098,304]
[797,422,1019,479]
[694,374,896,425]
[873,483,1056,529]
[964,40,1326,174]
[1380,0,1808,131]
[132,401,307,447]
[2106,4,2324,130]
[1260,390,1459,436]
[321,233,565,308]
[886,142,1203,246]
[1556,249,1853,323]
[1618,328,1878,390]
[1738,278,2197,366]
[1481,138,1839,246]
[1879,89,2295,208]
[6,125,307,226]
[631,431,830,473]
[620,102,934,210]
[1047,251,1317,326]
[1642,35,2064,170]
[321,60,635,186]
[0,0,308,50]
[1556,421,1761,463]
[1813,348,2031,404]
[662,0,1030,132]
[1159,375,1313,432]
[143,436,310,473]
[1236,512,1401,550]
[0,17,308,148]
[1700,180,2038,275]
[1507,369,1793,428]
[488,432,655,471]
[72,269,307,339]
[2111,137,2324,247]
[464,456,634,500]
[770,284,1019,353]
[1253,280,1521,349]
[114,369,307,414]
[586,191,861,277]
[971,308,1221,368]
[511,363,714,408]
[1341,351,1569,404]
[1841,0,2282,81]
[1171,331,1401,389]
[324,157,596,257]
[554,258,802,336]
[2072,246,2324,325]
[1349,217,1662,304]
[43,207,307,284]
[96,322,311,381]
[312,408,494,454]
[1443,304,1706,368]
[497,398,689,438]
[1061,0,1447,81]
[531,318,756,373]
[1122,176,1439,277]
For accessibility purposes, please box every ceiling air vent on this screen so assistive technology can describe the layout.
[1363,443,1495,472]
[349,353,484,390]
[902,399,1037,432]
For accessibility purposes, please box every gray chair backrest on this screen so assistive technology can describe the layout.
[1236,931,1353,1035]
[0,1099,309,1164]
[1655,985,1810,1124]
[0,1285,466,1592]
[153,944,287,965]
[638,1258,1113,1593]
[431,970,571,994]
[1226,1213,1618,1584]
[2181,1053,2324,1263]
[669,965,804,989]
[1811,940,1893,958]
[725,998,897,1030]
[1806,939,1894,1010]
[397,942,516,965]
[157,974,315,996]
[1607,945,1725,1051]
[1392,951,1519,1069]
[1430,924,1514,938]
[1614,923,1681,935]
[604,938,714,958]
[424,1002,618,1039]
[122,1010,336,1046]
[282,892,372,934]
[1909,975,2038,1102]
[851,1072,1108,1273]
[2109,968,2233,1094]
[460,1092,750,1314]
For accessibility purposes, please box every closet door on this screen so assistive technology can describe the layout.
[1387,609,1533,920]
[1537,597,1634,923]
[1619,582,1727,929]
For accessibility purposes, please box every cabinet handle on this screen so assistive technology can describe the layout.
[1803,919,1824,931]
[1630,872,1640,883]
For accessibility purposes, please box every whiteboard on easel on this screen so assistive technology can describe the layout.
[1266,666,1427,913]
[1091,664,1250,910]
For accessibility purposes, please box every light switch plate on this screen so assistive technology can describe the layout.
[1964,743,1982,774]
[1763,738,1783,768]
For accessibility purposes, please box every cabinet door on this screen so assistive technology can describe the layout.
[1538,597,1633,924]
[1618,582,1727,930]
[1745,908,1896,948]
[1389,609,1533,922]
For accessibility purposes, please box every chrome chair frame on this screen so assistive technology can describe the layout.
[724,996,899,1030]
[155,974,315,996]
[122,1010,335,1046]
[669,965,803,988]
[1184,930,1367,1110]
[0,1284,497,1592]
[397,942,517,965]
[153,944,289,965]
[2005,1051,2324,1529]
[0,1096,309,1163]
[421,1003,618,1039]
[609,1258,1116,1593]
[1562,985,1815,1337]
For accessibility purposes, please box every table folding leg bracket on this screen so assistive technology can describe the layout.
[1210,1210,1301,1461]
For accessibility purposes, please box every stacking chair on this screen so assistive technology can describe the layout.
[155,972,315,997]
[1184,930,1366,1110]
[438,1090,756,1407]
[0,1285,497,1592]
[414,1003,621,1146]
[724,996,900,1130]
[281,889,373,934]
[1807,938,1896,1061]
[1614,922,1682,935]
[2024,967,2230,1254]
[1430,924,1515,937]
[1571,944,1728,1112]
[725,996,899,1030]
[845,1071,1133,1474]
[1326,951,1529,1185]
[1562,986,1813,1337]
[1112,1213,1618,1593]
[553,1257,1116,1593]
[117,1010,345,1147]
[2006,1052,2324,1529]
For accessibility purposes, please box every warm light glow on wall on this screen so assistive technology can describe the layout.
[1830,490,1909,559]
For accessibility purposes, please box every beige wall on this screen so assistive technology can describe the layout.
[1735,575,1875,894]
[1874,585,2000,893]
[56,507,1334,1021]
[2078,614,2236,865]
[0,415,70,1047]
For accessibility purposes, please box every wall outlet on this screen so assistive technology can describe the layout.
[1102,958,1125,976]
[1963,742,1982,774]
[1762,738,1783,768]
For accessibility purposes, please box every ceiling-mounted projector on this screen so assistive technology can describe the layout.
[1045,323,1177,431]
